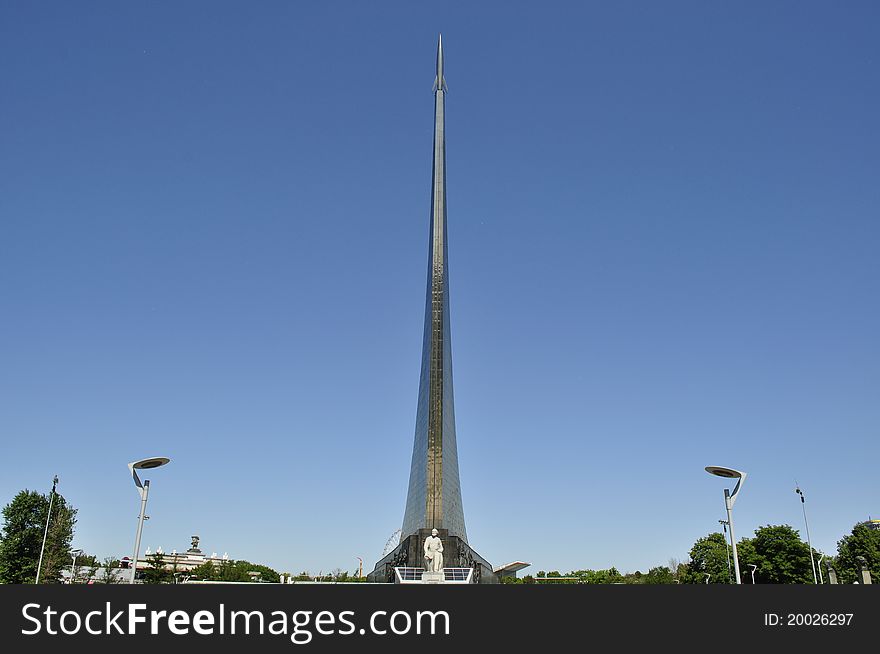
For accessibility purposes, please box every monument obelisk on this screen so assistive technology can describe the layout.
[368,36,497,584]
[400,33,467,543]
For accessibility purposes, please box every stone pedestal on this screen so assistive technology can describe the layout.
[857,556,872,584]
[421,571,445,583]
[825,562,838,584]
[367,528,498,584]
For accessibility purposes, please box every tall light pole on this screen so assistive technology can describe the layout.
[795,485,818,584]
[719,519,732,583]
[706,466,747,584]
[128,457,171,584]
[35,475,59,584]
[69,548,83,584]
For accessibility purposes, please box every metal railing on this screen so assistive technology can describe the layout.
[394,567,474,584]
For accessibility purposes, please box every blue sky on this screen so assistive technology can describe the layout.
[1,1,878,576]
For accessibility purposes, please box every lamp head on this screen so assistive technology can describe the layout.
[130,457,170,470]
[705,466,744,479]
[128,457,171,493]
[705,466,747,508]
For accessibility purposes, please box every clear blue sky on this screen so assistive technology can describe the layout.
[1,1,878,576]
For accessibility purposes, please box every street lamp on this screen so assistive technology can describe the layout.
[128,457,171,584]
[70,548,83,584]
[795,485,818,584]
[706,466,747,584]
[748,563,757,584]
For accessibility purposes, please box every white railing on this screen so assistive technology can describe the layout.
[443,568,473,583]
[394,567,474,584]
[394,567,425,583]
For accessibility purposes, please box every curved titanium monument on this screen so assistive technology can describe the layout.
[368,36,496,584]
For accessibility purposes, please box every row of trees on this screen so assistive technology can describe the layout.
[64,556,126,584]
[283,570,367,583]
[508,567,681,584]
[3,487,876,586]
[0,489,281,584]
[184,557,280,584]
[504,522,879,584]
[685,522,878,584]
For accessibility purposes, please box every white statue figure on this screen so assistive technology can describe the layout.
[423,528,444,573]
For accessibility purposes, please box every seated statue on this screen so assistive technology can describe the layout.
[423,528,444,573]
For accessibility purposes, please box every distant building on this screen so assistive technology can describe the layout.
[860,519,880,531]
[58,536,235,583]
[131,535,233,579]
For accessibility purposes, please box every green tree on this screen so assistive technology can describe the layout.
[212,559,240,582]
[643,566,676,584]
[684,532,732,584]
[99,557,124,584]
[73,553,99,567]
[834,523,880,584]
[739,525,814,584]
[191,560,216,581]
[569,568,623,584]
[238,561,280,583]
[668,558,688,584]
[624,570,644,584]
[206,558,280,583]
[0,489,77,584]
[142,552,172,584]
[69,552,98,584]
[734,537,757,583]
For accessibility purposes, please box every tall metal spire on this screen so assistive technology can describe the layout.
[401,35,467,543]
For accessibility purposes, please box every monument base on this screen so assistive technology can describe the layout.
[421,571,444,583]
[366,528,499,584]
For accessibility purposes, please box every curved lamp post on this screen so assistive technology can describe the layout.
[128,457,171,584]
[706,466,747,584]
